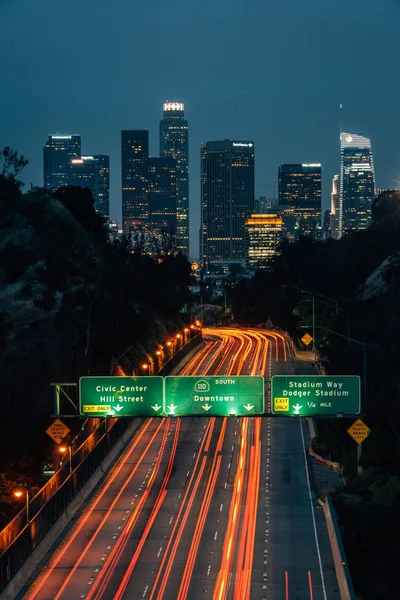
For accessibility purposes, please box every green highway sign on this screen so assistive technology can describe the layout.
[164,376,264,416]
[271,375,361,416]
[79,376,164,417]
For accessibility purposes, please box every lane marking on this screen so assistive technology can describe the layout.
[299,420,328,600]
[308,571,314,600]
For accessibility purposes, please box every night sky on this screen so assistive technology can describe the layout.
[1,0,398,257]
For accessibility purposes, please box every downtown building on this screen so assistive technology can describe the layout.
[340,132,375,236]
[121,130,150,229]
[201,140,255,269]
[159,102,189,256]
[278,163,322,240]
[330,174,340,239]
[43,134,109,217]
[69,155,110,216]
[121,129,178,251]
[245,212,283,270]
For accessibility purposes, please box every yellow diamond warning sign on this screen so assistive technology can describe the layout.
[347,419,370,445]
[301,333,313,346]
[46,419,71,444]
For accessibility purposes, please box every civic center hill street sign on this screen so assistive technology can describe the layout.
[79,376,164,417]
[271,375,361,416]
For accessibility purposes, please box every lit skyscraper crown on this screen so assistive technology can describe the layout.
[163,101,184,112]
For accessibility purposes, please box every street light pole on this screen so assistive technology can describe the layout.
[312,294,315,352]
[60,443,73,477]
[26,490,29,524]
[285,284,351,347]
[14,488,30,525]
[301,324,367,406]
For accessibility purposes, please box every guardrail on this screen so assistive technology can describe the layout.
[0,416,118,554]
[318,497,355,600]
[0,332,202,594]
[0,416,139,594]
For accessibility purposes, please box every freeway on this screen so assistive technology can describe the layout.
[21,328,339,600]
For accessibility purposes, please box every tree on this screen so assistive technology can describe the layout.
[0,146,28,179]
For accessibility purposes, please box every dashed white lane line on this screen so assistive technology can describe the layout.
[299,419,328,600]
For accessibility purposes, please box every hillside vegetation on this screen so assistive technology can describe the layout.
[0,160,191,525]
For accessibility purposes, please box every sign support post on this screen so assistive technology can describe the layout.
[357,444,363,477]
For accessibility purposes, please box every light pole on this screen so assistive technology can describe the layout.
[14,487,30,525]
[300,324,367,406]
[141,362,152,376]
[59,443,73,477]
[285,284,351,348]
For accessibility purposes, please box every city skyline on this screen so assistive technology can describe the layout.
[43,120,384,258]
[39,117,387,257]
[2,0,398,259]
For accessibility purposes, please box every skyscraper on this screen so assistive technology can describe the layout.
[94,155,110,217]
[340,132,375,236]
[330,174,340,239]
[201,140,255,268]
[159,102,189,256]
[245,213,283,269]
[148,157,177,234]
[278,163,321,239]
[121,130,149,232]
[69,155,110,217]
[43,134,109,217]
[44,134,81,188]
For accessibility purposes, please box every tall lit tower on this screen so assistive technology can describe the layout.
[160,102,189,256]
[330,174,340,239]
[278,163,322,239]
[121,130,149,232]
[43,134,81,188]
[340,132,375,236]
[201,140,255,268]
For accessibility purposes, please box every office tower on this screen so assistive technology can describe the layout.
[278,163,322,239]
[340,132,375,236]
[148,157,177,234]
[69,155,110,217]
[43,134,81,188]
[160,101,189,256]
[94,155,110,217]
[121,130,149,232]
[245,213,283,269]
[330,174,340,239]
[201,140,255,268]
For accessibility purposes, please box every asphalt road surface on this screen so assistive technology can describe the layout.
[21,328,339,600]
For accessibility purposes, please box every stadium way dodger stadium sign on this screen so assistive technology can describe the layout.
[271,375,361,416]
